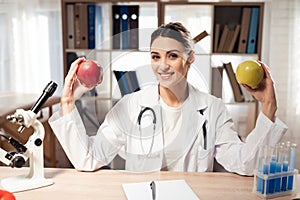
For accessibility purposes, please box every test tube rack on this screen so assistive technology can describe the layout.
[253,169,298,199]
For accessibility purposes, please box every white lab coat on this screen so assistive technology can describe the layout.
[49,83,287,175]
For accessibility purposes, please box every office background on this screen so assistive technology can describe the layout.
[0,0,299,169]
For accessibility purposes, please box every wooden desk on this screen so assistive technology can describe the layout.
[0,167,299,200]
[0,93,61,167]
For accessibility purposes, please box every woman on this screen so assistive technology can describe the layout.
[49,22,287,175]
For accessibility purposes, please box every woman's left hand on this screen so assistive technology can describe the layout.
[242,61,277,121]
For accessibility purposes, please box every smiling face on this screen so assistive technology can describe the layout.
[150,36,190,88]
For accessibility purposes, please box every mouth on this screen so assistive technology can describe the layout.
[158,72,175,80]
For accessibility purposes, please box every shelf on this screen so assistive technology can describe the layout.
[60,0,264,137]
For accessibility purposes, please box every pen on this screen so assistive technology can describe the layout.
[198,110,207,150]
[202,122,207,150]
[150,181,156,200]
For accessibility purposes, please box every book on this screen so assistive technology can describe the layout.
[120,5,129,49]
[227,24,241,53]
[113,71,140,96]
[223,62,244,102]
[192,30,209,44]
[114,71,129,96]
[128,5,139,49]
[87,4,96,49]
[246,7,260,53]
[66,4,75,49]
[127,71,140,92]
[213,23,220,52]
[74,3,88,49]
[95,4,103,49]
[112,5,121,49]
[238,7,251,53]
[66,52,78,72]
[211,66,223,98]
[217,24,229,52]
[222,28,234,52]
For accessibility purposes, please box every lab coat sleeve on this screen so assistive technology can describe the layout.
[214,108,288,176]
[49,107,123,171]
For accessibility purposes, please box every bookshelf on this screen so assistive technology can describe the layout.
[60,0,264,137]
[160,1,264,137]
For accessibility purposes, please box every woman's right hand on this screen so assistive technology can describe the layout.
[61,57,90,115]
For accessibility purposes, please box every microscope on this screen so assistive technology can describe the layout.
[0,81,57,192]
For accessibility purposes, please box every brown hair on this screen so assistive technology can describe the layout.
[150,22,194,55]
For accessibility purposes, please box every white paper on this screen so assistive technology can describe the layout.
[122,179,200,200]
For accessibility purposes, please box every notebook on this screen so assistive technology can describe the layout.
[122,179,200,200]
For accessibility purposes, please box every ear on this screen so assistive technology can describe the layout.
[187,51,195,64]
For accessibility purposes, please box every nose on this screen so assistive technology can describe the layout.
[159,58,170,71]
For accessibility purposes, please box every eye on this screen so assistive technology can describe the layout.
[168,53,178,59]
[151,54,160,60]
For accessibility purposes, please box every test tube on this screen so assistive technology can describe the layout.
[256,148,264,193]
[274,144,282,193]
[287,143,297,190]
[281,144,289,191]
[262,146,270,194]
[268,146,276,194]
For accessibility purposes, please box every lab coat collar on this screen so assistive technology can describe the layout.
[187,84,208,114]
[139,83,209,113]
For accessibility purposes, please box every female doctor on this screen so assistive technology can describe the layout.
[49,22,287,175]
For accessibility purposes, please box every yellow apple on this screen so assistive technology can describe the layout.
[236,60,264,88]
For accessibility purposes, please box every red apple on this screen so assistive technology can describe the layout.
[0,190,16,200]
[77,59,103,88]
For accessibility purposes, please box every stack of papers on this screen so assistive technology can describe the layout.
[122,179,200,200]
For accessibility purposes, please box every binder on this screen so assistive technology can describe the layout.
[126,71,140,92]
[128,5,139,49]
[227,24,241,53]
[87,4,96,49]
[246,7,260,54]
[120,5,129,49]
[74,3,88,49]
[113,71,130,96]
[112,5,121,49]
[95,4,103,49]
[217,24,229,53]
[223,62,244,102]
[238,7,251,53]
[113,71,140,96]
[66,4,75,49]
[213,24,220,52]
[211,66,223,98]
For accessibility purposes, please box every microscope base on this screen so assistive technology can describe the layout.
[1,174,53,193]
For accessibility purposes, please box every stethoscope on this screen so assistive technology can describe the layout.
[136,106,207,158]
[137,107,157,156]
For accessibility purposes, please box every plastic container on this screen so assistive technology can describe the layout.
[253,169,298,199]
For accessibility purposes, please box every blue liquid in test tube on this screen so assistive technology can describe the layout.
[281,161,288,191]
[274,162,282,192]
[263,162,269,194]
[257,157,264,193]
[287,143,297,190]
[269,157,276,193]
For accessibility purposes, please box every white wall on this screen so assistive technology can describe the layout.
[262,0,300,169]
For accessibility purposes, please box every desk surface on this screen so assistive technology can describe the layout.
[0,167,299,200]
